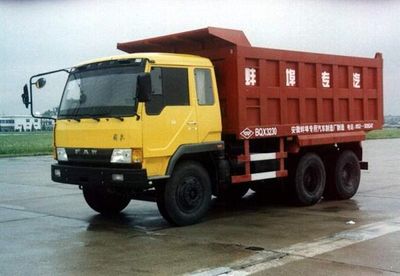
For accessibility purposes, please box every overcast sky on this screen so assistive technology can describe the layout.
[1,0,399,115]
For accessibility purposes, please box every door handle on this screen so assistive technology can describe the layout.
[187,121,197,126]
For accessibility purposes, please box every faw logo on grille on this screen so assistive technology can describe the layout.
[240,128,254,139]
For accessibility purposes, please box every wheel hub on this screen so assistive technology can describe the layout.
[178,176,203,212]
[304,166,319,194]
[342,164,354,188]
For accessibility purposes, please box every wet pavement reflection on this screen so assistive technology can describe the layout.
[1,139,400,275]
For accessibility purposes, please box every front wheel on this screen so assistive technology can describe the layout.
[83,187,130,215]
[157,161,212,226]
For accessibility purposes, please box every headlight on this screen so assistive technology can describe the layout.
[110,149,132,163]
[56,147,68,161]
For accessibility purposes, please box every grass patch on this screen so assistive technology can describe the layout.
[0,132,53,157]
[366,128,400,140]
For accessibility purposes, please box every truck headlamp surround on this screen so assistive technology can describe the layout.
[56,147,68,161]
[110,149,132,164]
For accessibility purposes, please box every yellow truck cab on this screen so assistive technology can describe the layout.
[50,53,223,225]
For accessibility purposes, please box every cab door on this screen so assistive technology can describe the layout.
[192,67,222,142]
[142,66,198,176]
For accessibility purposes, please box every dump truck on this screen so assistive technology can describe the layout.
[22,27,383,226]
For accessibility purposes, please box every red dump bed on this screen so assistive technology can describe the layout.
[118,27,383,141]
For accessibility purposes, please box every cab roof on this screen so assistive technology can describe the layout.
[75,52,213,68]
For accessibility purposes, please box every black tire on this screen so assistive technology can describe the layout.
[293,153,326,206]
[332,150,360,200]
[158,161,212,226]
[82,186,130,215]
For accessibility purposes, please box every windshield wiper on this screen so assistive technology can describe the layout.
[108,116,124,121]
[103,113,140,121]
[86,117,100,122]
[79,113,126,121]
[66,117,80,122]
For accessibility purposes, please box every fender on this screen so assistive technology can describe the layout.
[165,142,224,176]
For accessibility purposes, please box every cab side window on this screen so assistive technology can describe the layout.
[195,68,214,105]
[146,67,189,115]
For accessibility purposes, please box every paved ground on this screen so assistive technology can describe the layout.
[1,139,400,275]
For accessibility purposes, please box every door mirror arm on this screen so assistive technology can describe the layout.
[22,68,70,120]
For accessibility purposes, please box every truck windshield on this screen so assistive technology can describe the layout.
[58,62,144,119]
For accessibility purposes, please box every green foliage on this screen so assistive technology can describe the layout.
[366,128,400,140]
[42,107,59,117]
[0,132,52,157]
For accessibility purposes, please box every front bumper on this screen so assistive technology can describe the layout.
[51,164,149,191]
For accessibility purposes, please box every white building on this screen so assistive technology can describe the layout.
[0,115,49,132]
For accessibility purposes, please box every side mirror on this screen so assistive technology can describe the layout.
[136,73,151,102]
[21,84,30,108]
[35,78,46,89]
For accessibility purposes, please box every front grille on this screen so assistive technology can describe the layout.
[65,148,113,163]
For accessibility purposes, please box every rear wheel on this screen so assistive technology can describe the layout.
[292,153,326,206]
[82,186,130,215]
[332,150,360,200]
[156,161,212,226]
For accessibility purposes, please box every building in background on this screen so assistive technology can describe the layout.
[0,115,53,132]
